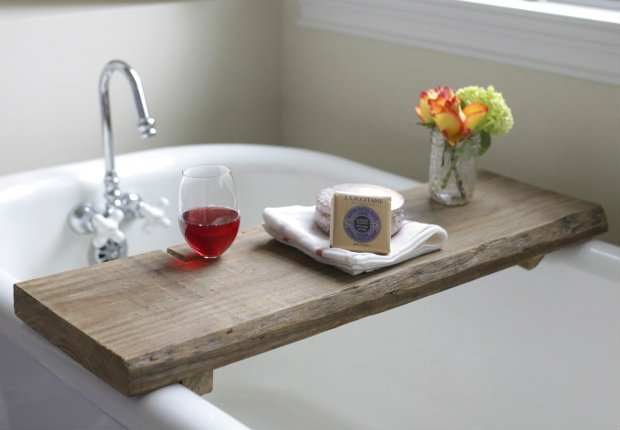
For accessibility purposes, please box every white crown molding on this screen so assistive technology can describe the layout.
[297,0,620,86]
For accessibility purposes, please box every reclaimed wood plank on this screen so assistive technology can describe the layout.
[13,171,607,396]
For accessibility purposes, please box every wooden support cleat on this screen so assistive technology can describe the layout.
[519,254,545,270]
[181,369,213,395]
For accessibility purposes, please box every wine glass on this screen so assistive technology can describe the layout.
[178,164,240,258]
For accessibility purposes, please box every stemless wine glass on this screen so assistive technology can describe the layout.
[178,164,240,258]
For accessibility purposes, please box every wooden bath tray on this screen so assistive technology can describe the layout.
[14,171,607,397]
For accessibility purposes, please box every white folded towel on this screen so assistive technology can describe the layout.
[262,206,448,275]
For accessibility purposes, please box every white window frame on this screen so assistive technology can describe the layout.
[551,0,618,10]
[297,0,620,86]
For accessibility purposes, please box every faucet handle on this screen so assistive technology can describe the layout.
[140,197,171,234]
[91,208,126,248]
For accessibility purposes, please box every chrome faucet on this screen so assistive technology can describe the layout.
[100,60,157,214]
[69,60,170,264]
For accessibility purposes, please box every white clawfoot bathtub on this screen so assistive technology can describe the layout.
[0,144,618,429]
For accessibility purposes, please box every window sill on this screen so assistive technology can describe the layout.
[297,0,620,86]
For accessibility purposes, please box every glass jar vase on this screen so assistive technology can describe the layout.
[428,129,480,205]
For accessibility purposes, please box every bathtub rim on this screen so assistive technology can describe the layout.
[1,143,616,429]
[0,142,419,430]
[0,143,419,193]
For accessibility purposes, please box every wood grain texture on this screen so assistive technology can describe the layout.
[13,171,607,396]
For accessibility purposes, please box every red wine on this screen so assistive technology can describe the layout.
[179,207,240,258]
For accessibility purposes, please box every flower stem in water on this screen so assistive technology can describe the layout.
[440,144,466,199]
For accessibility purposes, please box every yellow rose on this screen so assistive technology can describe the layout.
[415,86,454,124]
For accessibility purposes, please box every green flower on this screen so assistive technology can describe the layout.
[456,85,513,135]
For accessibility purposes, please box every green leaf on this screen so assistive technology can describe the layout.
[416,122,437,130]
[478,131,491,156]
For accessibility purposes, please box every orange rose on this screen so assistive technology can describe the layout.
[415,86,455,125]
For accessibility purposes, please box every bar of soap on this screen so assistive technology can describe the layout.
[330,191,391,255]
[315,184,405,236]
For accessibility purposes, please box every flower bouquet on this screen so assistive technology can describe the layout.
[415,85,513,205]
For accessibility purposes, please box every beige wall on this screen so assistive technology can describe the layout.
[0,0,281,175]
[1,0,617,245]
[281,0,620,245]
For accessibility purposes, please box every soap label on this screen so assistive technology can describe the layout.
[343,205,382,243]
[330,191,391,255]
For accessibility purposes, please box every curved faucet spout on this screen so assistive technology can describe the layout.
[67,60,168,263]
[99,60,157,211]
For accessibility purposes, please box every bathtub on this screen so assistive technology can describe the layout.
[0,143,618,429]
